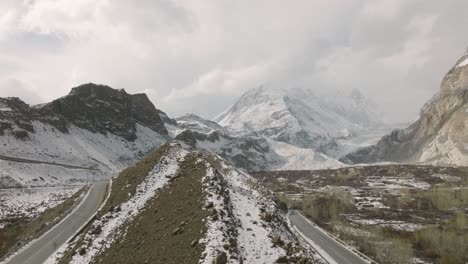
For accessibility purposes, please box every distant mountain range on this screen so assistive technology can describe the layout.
[0,84,381,187]
[214,86,383,155]
[1,50,467,187]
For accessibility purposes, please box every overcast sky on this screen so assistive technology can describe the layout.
[0,0,467,122]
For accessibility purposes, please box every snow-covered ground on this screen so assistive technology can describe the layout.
[347,218,424,232]
[366,176,431,191]
[0,186,81,223]
[269,139,343,170]
[201,163,286,263]
[0,122,167,187]
[200,156,319,264]
[334,124,405,158]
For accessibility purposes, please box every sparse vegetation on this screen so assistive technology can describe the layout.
[92,153,210,264]
[253,165,468,264]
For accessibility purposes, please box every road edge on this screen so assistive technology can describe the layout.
[45,179,113,263]
[1,185,93,264]
[293,211,375,264]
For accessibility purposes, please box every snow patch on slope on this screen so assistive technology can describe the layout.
[457,57,468,68]
[200,157,318,263]
[227,169,285,263]
[201,162,285,264]
[269,140,343,170]
[0,122,167,186]
[0,186,80,222]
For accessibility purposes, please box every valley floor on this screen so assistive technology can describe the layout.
[253,165,468,264]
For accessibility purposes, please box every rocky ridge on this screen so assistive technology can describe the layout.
[0,84,171,187]
[0,83,169,141]
[49,142,322,264]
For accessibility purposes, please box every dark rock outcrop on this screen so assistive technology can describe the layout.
[0,83,173,141]
[42,84,169,140]
[175,128,281,172]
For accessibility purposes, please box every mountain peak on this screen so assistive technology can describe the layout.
[43,84,169,140]
[440,52,468,94]
[69,83,127,97]
[215,85,382,154]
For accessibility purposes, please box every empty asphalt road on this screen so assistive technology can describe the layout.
[289,210,368,264]
[4,181,108,264]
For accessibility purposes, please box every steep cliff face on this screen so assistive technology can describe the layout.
[41,83,169,140]
[0,83,170,141]
[342,52,468,166]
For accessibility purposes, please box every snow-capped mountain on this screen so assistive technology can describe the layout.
[169,114,343,172]
[342,51,468,166]
[0,84,170,187]
[0,81,397,188]
[214,86,382,155]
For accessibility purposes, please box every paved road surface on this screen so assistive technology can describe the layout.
[289,210,368,264]
[5,181,108,264]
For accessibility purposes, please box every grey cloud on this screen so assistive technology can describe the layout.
[0,0,467,123]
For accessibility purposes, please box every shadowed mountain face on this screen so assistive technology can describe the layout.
[0,83,170,141]
[0,84,173,187]
[342,53,468,166]
[41,83,169,141]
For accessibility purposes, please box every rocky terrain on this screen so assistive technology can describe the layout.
[253,165,468,264]
[169,114,344,172]
[0,83,172,187]
[2,84,375,188]
[47,142,323,264]
[342,52,468,166]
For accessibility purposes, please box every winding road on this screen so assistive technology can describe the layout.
[4,181,108,264]
[289,210,369,264]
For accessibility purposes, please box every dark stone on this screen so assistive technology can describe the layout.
[214,252,227,264]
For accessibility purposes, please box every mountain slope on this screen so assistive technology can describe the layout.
[49,142,322,264]
[214,86,382,155]
[0,84,344,189]
[342,51,468,166]
[170,114,342,171]
[0,83,171,187]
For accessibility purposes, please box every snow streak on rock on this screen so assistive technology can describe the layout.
[200,156,318,264]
